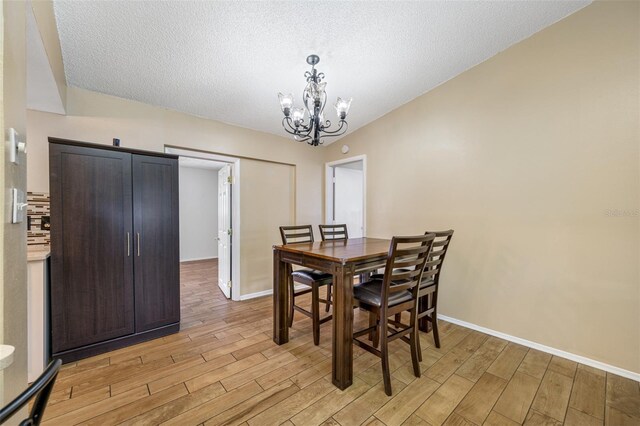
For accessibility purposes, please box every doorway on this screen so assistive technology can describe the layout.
[169,148,241,301]
[168,146,296,302]
[326,155,366,237]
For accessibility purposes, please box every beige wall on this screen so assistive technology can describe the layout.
[30,0,66,108]
[326,1,639,373]
[240,160,295,296]
[28,86,323,224]
[2,0,29,413]
[27,87,324,297]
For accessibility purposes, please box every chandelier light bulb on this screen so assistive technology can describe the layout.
[278,92,294,116]
[291,107,305,126]
[334,97,352,120]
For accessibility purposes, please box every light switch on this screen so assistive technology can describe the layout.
[11,188,28,224]
[7,128,25,164]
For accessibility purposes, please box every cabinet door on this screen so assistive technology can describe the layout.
[132,155,180,332]
[49,144,135,353]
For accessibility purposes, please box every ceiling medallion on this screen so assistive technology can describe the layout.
[278,55,352,147]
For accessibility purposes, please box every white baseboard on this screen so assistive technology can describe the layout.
[437,314,640,382]
[180,256,218,263]
[238,284,312,301]
[239,289,272,301]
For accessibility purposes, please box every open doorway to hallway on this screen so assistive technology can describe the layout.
[178,157,232,299]
[326,155,366,237]
[169,146,295,302]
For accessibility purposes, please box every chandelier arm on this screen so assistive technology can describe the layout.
[282,117,313,135]
[320,120,348,136]
[281,117,299,134]
[281,120,308,138]
[294,134,313,143]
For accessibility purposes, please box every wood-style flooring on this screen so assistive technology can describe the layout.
[42,259,640,425]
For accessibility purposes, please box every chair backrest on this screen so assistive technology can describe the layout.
[279,225,314,245]
[421,230,454,286]
[318,224,348,241]
[381,234,436,310]
[0,358,62,426]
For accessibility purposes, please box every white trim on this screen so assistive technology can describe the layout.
[239,289,273,301]
[180,256,218,262]
[165,147,242,301]
[238,284,311,301]
[325,154,367,236]
[438,314,640,382]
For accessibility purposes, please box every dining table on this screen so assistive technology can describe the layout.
[272,237,393,390]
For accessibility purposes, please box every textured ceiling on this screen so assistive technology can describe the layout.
[54,0,590,142]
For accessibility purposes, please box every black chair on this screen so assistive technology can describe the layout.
[279,225,333,345]
[352,234,435,396]
[318,224,348,241]
[0,359,62,425]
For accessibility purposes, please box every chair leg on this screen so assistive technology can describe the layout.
[288,276,295,328]
[394,313,402,324]
[432,310,440,348]
[410,318,421,378]
[418,295,429,332]
[380,316,392,396]
[325,284,332,313]
[368,311,379,348]
[416,314,423,362]
[312,285,320,346]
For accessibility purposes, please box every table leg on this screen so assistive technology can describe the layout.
[273,249,289,344]
[332,262,355,390]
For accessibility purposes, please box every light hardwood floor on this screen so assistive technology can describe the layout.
[42,259,639,425]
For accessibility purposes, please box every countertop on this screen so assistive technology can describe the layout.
[27,246,51,262]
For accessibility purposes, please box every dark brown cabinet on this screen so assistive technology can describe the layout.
[49,139,180,362]
[132,155,180,332]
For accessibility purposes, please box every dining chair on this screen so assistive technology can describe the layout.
[319,224,371,285]
[372,229,454,352]
[414,230,454,353]
[352,233,435,396]
[279,225,333,345]
[318,224,348,306]
[318,224,348,241]
[0,358,62,425]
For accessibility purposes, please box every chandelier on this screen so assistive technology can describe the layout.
[278,55,352,146]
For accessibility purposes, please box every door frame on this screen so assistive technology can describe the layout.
[165,147,242,301]
[325,154,367,237]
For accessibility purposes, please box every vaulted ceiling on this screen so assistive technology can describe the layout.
[53,0,590,141]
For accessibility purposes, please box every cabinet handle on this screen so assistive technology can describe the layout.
[137,232,141,256]
[126,232,130,256]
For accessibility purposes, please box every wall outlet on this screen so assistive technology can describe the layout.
[40,216,50,231]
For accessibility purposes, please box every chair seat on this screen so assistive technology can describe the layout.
[353,280,412,307]
[291,268,332,285]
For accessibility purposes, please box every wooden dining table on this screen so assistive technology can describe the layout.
[272,237,392,390]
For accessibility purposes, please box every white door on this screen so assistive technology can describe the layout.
[218,164,232,298]
[333,165,364,238]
